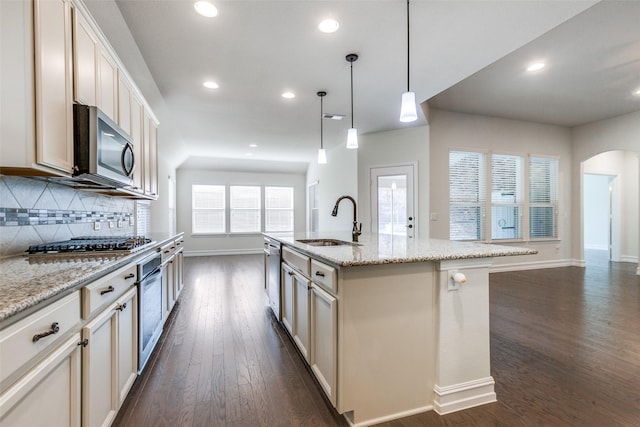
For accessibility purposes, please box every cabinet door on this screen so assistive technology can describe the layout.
[116,288,138,406]
[0,333,81,427]
[98,49,118,122]
[33,0,74,174]
[82,305,118,427]
[117,75,132,134]
[175,250,184,297]
[162,256,175,321]
[72,8,98,106]
[310,284,337,406]
[293,272,311,362]
[143,111,159,197]
[129,93,144,192]
[281,264,294,335]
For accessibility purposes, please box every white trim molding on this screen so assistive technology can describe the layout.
[490,258,574,273]
[433,377,496,415]
[184,248,262,257]
[343,405,433,427]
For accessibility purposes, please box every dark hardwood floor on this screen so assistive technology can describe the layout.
[113,253,640,427]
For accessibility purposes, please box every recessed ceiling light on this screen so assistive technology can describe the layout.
[633,88,640,97]
[281,92,296,99]
[203,81,219,89]
[248,144,258,148]
[318,19,339,33]
[527,62,545,72]
[245,152,253,157]
[194,1,218,17]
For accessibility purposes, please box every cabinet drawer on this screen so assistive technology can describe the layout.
[311,259,337,295]
[0,291,80,385]
[283,246,310,277]
[82,264,137,319]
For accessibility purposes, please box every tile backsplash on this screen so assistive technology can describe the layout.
[0,176,142,257]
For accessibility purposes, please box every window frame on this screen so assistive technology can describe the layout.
[264,186,295,233]
[191,184,226,235]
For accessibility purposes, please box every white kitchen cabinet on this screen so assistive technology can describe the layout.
[33,0,74,174]
[293,272,311,362]
[72,7,98,106]
[310,283,337,406]
[116,288,138,407]
[281,263,294,335]
[174,247,185,299]
[129,91,144,193]
[82,286,138,427]
[0,333,82,427]
[82,300,118,427]
[143,111,159,198]
[98,48,118,122]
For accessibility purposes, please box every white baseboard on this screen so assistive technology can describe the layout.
[433,377,496,415]
[490,258,573,273]
[184,248,262,257]
[343,405,433,427]
[637,266,640,276]
[620,255,638,263]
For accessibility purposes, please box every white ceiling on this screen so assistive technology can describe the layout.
[428,0,640,127]
[100,0,621,170]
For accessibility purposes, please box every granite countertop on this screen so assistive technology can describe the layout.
[0,232,183,325]
[264,232,538,267]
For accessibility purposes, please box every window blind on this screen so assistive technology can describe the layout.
[449,151,487,240]
[230,186,261,233]
[192,185,225,233]
[491,154,523,240]
[265,186,294,232]
[529,157,558,238]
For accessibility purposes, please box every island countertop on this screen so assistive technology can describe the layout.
[264,232,537,267]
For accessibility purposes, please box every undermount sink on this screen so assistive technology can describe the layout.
[296,238,359,247]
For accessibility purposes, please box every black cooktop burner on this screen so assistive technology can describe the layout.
[26,236,151,254]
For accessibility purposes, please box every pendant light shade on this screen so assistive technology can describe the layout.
[399,0,417,123]
[346,53,359,149]
[317,91,328,164]
[400,91,417,122]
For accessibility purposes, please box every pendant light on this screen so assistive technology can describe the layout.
[317,91,327,164]
[399,0,417,123]
[346,53,359,149]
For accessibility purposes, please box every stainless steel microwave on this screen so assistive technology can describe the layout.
[73,104,135,188]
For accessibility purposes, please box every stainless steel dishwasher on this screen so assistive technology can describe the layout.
[264,238,281,320]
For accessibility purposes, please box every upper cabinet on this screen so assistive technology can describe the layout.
[0,0,159,200]
[34,0,75,175]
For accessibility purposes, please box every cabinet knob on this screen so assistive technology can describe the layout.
[32,322,60,342]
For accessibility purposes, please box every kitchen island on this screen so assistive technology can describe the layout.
[264,232,536,427]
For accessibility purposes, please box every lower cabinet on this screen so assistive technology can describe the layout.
[0,333,82,427]
[281,249,338,407]
[82,287,137,427]
[310,284,337,406]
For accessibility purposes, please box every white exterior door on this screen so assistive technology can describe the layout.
[370,164,417,238]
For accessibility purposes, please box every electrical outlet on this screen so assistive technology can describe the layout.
[430,212,438,221]
[93,221,101,231]
[129,217,134,226]
[117,219,123,228]
[109,221,115,229]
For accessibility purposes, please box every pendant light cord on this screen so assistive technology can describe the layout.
[350,61,354,128]
[406,0,410,92]
[320,95,324,149]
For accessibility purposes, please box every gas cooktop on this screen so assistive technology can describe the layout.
[26,236,152,254]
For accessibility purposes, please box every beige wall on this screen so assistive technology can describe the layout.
[428,109,574,270]
[176,168,306,255]
[357,126,430,238]
[572,111,640,271]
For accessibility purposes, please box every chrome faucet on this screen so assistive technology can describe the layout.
[331,195,362,242]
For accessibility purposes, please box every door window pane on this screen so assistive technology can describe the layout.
[377,175,407,236]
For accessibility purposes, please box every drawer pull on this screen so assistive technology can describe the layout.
[124,273,135,280]
[164,250,170,254]
[116,302,127,312]
[315,271,325,277]
[78,339,89,347]
[100,285,115,295]
[32,322,60,342]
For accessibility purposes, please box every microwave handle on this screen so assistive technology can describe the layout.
[122,142,135,177]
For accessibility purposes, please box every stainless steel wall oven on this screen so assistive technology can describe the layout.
[136,252,163,373]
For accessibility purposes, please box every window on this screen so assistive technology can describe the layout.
[449,151,487,240]
[192,185,225,234]
[529,157,558,239]
[230,186,261,233]
[449,150,559,242]
[491,154,523,240]
[191,184,294,234]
